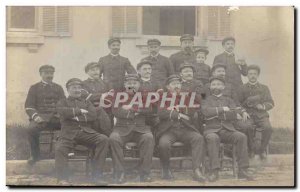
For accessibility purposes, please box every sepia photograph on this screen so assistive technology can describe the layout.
[6,5,295,187]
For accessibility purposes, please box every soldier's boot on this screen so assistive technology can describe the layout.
[27,156,39,166]
[140,173,153,182]
[208,169,219,182]
[193,168,205,182]
[161,167,174,180]
[238,168,255,181]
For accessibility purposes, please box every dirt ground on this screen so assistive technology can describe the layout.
[7,164,294,187]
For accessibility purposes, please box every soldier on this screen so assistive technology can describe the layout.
[99,37,136,91]
[239,65,274,160]
[201,76,254,182]
[55,78,109,185]
[141,39,174,87]
[109,74,155,183]
[157,75,205,182]
[207,64,255,157]
[169,34,195,73]
[193,48,211,85]
[25,65,65,166]
[213,37,248,89]
[81,62,112,136]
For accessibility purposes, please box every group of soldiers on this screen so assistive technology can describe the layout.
[24,34,274,185]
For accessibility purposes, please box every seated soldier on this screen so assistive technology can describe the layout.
[55,78,109,185]
[157,75,205,182]
[81,62,112,136]
[193,48,211,85]
[25,65,65,165]
[109,74,155,184]
[206,64,255,158]
[201,76,254,182]
[239,65,274,160]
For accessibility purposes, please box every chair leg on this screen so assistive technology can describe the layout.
[232,145,238,178]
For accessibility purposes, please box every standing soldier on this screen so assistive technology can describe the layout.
[109,74,155,183]
[141,39,174,87]
[201,76,254,182]
[170,34,195,73]
[157,75,205,182]
[25,65,65,166]
[81,62,112,136]
[239,65,274,160]
[193,48,211,85]
[55,78,109,185]
[99,37,136,91]
[213,37,248,89]
[207,64,255,157]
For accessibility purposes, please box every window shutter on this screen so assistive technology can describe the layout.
[207,7,231,39]
[111,6,138,36]
[42,7,56,33]
[42,6,71,36]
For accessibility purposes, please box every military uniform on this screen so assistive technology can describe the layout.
[109,75,154,178]
[193,48,211,84]
[55,78,109,181]
[201,94,249,170]
[239,81,274,154]
[25,66,65,162]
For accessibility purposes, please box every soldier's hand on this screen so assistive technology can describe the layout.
[122,105,132,110]
[256,104,264,110]
[34,116,44,124]
[237,113,243,120]
[80,109,89,114]
[223,107,230,112]
[242,112,250,122]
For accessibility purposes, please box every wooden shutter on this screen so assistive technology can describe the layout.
[111,6,139,36]
[207,6,231,39]
[42,6,71,36]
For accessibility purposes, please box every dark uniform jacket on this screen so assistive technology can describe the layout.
[239,82,274,119]
[193,63,211,85]
[169,50,195,73]
[201,95,243,135]
[81,78,109,107]
[141,54,174,86]
[112,93,152,137]
[213,52,248,87]
[99,54,136,90]
[156,92,200,139]
[25,81,65,122]
[181,79,207,101]
[56,97,97,140]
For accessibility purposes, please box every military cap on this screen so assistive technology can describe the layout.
[137,60,153,70]
[179,63,195,72]
[147,39,161,46]
[209,75,225,84]
[85,62,100,73]
[39,65,55,72]
[247,65,261,74]
[194,48,209,56]
[180,34,194,42]
[124,74,141,82]
[66,78,82,88]
[166,74,181,85]
[108,37,121,45]
[222,36,236,45]
[211,63,227,73]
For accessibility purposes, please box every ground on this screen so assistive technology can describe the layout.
[7,163,294,187]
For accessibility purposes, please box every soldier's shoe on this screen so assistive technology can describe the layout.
[162,169,174,180]
[259,152,267,161]
[193,168,205,182]
[238,169,255,181]
[114,172,125,184]
[208,170,219,182]
[140,174,153,182]
[27,157,39,166]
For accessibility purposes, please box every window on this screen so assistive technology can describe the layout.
[143,7,195,36]
[207,7,231,39]
[42,6,72,36]
[7,6,38,32]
